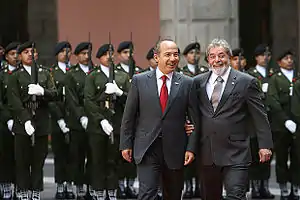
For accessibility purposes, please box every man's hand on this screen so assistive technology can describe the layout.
[185,120,194,136]
[184,151,195,166]
[259,149,272,163]
[121,149,132,163]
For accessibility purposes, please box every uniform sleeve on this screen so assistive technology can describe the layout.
[48,72,64,120]
[42,71,58,101]
[0,73,11,123]
[84,73,105,124]
[65,72,85,121]
[7,73,31,124]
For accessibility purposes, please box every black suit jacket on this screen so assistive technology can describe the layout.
[193,68,273,166]
[120,70,198,169]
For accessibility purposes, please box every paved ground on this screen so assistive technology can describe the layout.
[40,155,285,200]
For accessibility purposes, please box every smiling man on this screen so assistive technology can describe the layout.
[120,38,199,200]
[193,38,273,200]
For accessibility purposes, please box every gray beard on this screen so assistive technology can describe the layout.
[211,65,229,76]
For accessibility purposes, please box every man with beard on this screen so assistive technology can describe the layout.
[49,41,74,199]
[266,50,300,200]
[0,42,20,200]
[247,44,275,199]
[120,39,198,200]
[7,41,57,200]
[193,38,273,200]
[65,42,93,200]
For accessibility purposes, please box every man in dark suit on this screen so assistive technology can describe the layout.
[193,38,273,200]
[120,39,198,200]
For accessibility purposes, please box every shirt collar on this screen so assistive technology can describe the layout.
[100,64,109,78]
[187,63,195,72]
[255,65,266,76]
[120,63,129,72]
[209,67,231,84]
[156,67,173,80]
[58,62,66,73]
[8,64,16,72]
[23,65,31,75]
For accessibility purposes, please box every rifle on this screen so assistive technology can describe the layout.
[15,44,21,69]
[106,32,116,144]
[128,32,135,79]
[30,42,38,146]
[64,42,70,143]
[87,32,93,69]
[194,37,200,75]
[238,51,242,72]
[264,46,270,76]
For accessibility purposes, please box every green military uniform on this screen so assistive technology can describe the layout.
[7,49,57,198]
[0,62,16,199]
[84,54,130,199]
[179,65,209,76]
[49,41,75,199]
[65,64,92,192]
[267,50,300,199]
[247,65,274,199]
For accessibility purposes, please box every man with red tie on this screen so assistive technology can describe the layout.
[120,39,199,200]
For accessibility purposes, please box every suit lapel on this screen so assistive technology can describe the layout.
[214,69,238,114]
[200,71,214,113]
[162,72,182,118]
[146,70,161,113]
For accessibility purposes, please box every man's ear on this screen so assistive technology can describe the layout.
[154,53,159,63]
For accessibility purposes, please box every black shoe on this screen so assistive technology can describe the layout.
[251,180,261,199]
[125,186,138,198]
[194,182,201,198]
[55,184,65,199]
[289,192,300,200]
[116,186,127,199]
[260,180,275,199]
[279,195,290,200]
[183,180,193,199]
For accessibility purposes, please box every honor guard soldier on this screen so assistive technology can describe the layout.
[49,41,75,199]
[180,42,209,78]
[267,50,300,200]
[114,41,139,198]
[143,47,157,72]
[247,44,274,199]
[230,48,247,71]
[7,41,57,200]
[84,43,130,200]
[0,42,20,200]
[0,45,6,68]
[65,42,94,200]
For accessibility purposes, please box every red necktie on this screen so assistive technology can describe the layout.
[160,75,168,113]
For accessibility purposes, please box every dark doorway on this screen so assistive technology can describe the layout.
[0,0,29,47]
[239,0,272,67]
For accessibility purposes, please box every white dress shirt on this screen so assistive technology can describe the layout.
[101,64,110,78]
[280,68,294,82]
[121,63,129,73]
[8,65,16,72]
[156,67,173,96]
[23,65,31,75]
[58,62,67,73]
[79,64,89,74]
[206,67,231,100]
[255,65,267,78]
[187,64,196,74]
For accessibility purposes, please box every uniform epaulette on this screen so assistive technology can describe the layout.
[38,65,52,72]
[88,67,97,75]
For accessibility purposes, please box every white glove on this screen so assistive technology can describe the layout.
[7,119,14,132]
[24,120,35,136]
[100,119,113,136]
[285,120,297,134]
[261,83,269,93]
[28,84,44,96]
[57,119,70,134]
[80,116,88,130]
[105,80,123,96]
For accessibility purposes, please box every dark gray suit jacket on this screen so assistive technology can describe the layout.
[120,70,198,169]
[193,68,273,166]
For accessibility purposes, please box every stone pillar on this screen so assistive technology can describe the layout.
[160,0,239,65]
[27,0,58,66]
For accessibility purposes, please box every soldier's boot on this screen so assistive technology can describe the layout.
[19,190,29,200]
[157,187,163,199]
[31,191,41,200]
[85,185,95,200]
[251,180,261,199]
[260,180,275,199]
[14,186,20,200]
[125,179,137,198]
[55,183,65,199]
[279,183,289,200]
[94,190,105,200]
[76,185,85,200]
[116,180,126,199]
[290,185,300,200]
[2,183,13,200]
[183,179,193,199]
[194,178,201,198]
[65,182,75,199]
[107,190,116,200]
